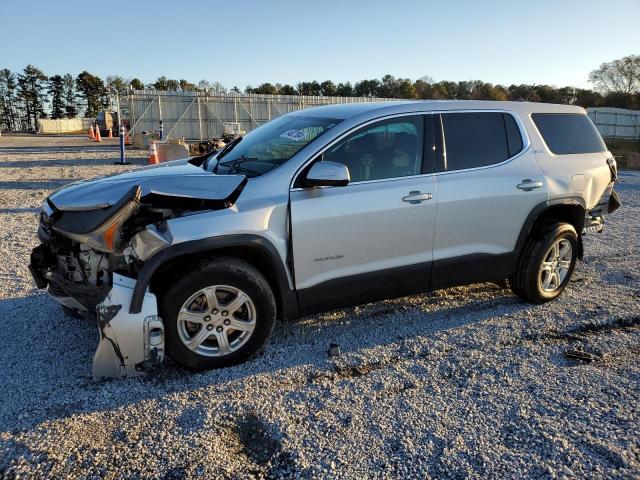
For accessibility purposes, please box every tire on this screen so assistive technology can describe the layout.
[510,222,578,304]
[160,256,276,370]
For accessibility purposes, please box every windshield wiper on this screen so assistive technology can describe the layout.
[219,155,262,176]
[213,137,243,173]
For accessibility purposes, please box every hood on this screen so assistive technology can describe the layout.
[48,160,247,211]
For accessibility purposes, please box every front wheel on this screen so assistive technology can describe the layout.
[510,223,578,303]
[160,257,276,370]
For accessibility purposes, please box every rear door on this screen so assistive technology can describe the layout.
[431,111,548,288]
[290,114,438,313]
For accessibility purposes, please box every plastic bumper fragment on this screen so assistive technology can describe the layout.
[92,273,164,379]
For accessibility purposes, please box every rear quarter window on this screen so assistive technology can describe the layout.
[531,113,606,155]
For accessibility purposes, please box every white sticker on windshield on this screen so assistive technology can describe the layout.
[280,129,307,141]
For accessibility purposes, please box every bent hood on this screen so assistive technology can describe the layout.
[48,160,247,212]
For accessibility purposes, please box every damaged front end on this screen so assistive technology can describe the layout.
[29,162,247,378]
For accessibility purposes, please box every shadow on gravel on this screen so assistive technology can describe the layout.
[0,180,74,190]
[18,282,639,439]
[0,439,40,478]
[0,158,146,168]
[235,413,291,472]
[0,207,39,214]
[0,287,532,432]
[522,316,640,343]
[616,171,640,194]
[0,146,121,154]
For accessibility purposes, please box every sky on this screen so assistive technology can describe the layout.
[1,0,639,90]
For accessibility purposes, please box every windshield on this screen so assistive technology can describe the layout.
[214,115,341,177]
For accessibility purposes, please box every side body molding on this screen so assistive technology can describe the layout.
[129,234,298,318]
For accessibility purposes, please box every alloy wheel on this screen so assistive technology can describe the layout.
[177,285,256,357]
[539,238,573,292]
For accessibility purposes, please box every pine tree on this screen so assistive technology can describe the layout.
[63,74,77,118]
[179,79,198,91]
[17,65,48,130]
[0,69,19,131]
[48,75,65,119]
[129,78,144,91]
[76,71,106,117]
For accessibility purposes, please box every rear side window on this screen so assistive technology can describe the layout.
[505,113,523,157]
[440,112,523,172]
[532,113,606,155]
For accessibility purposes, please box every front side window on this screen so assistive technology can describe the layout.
[322,116,424,182]
[532,113,606,155]
[215,115,341,176]
[440,112,523,172]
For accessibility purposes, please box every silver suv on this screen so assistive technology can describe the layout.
[29,101,620,377]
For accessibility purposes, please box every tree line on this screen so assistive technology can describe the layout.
[1,55,638,132]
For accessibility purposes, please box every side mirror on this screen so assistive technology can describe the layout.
[304,161,350,187]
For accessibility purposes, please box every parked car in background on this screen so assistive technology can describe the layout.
[29,100,620,377]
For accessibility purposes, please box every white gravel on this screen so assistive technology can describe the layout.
[0,134,638,479]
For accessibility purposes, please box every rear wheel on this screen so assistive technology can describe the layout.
[511,223,578,303]
[160,257,276,370]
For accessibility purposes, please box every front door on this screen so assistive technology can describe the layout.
[290,114,438,313]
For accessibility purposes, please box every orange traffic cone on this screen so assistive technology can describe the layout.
[89,125,95,140]
[94,125,102,142]
[148,141,159,164]
[108,127,113,138]
[124,127,132,145]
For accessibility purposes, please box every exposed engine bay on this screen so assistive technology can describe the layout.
[31,194,177,313]
[29,158,247,378]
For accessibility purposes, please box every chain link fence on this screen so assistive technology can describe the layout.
[587,107,640,139]
[126,90,397,146]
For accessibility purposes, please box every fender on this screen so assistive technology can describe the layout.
[514,197,586,253]
[128,234,298,318]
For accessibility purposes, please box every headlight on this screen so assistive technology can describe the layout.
[41,199,54,218]
[53,199,139,253]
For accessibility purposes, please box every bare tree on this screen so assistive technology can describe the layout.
[106,76,129,97]
[210,82,226,94]
[589,55,640,95]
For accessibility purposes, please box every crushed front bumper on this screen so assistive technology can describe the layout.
[29,243,166,379]
[92,274,165,379]
[30,245,107,313]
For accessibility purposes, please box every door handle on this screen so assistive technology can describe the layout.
[517,179,544,191]
[402,191,433,204]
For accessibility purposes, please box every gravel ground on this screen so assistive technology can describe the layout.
[0,134,638,479]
